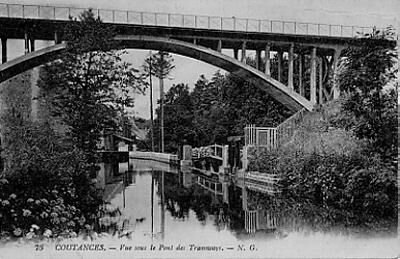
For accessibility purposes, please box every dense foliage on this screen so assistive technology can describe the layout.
[39,10,146,171]
[333,28,397,163]
[0,121,102,240]
[0,10,146,240]
[249,146,397,225]
[150,71,292,153]
[248,29,397,226]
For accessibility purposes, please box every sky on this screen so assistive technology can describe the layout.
[1,0,398,118]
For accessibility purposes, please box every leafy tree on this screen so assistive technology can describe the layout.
[156,84,195,153]
[334,28,397,162]
[190,71,292,146]
[143,51,175,152]
[39,10,145,172]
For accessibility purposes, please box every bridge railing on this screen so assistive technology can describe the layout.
[0,3,383,38]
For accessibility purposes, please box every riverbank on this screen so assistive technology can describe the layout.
[248,100,397,228]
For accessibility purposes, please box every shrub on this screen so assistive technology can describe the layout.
[0,121,103,240]
[247,103,397,225]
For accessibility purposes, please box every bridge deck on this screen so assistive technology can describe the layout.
[0,2,395,49]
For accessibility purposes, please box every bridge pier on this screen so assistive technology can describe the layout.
[1,37,6,63]
[264,43,271,76]
[241,41,247,63]
[277,50,283,82]
[299,54,304,96]
[217,40,222,53]
[288,43,294,89]
[24,31,29,54]
[310,47,317,104]
[30,38,35,52]
[319,57,323,103]
[332,49,341,99]
[233,48,239,60]
[255,49,261,70]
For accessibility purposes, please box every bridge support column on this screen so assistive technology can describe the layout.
[217,39,222,53]
[319,57,323,104]
[24,31,31,54]
[288,44,294,89]
[277,51,283,82]
[299,54,304,96]
[264,43,271,76]
[29,38,35,52]
[233,48,238,60]
[310,47,317,104]
[332,50,341,99]
[255,49,261,70]
[241,41,246,63]
[1,37,6,63]
[54,31,60,44]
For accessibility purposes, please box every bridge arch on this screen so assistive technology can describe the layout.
[0,35,314,112]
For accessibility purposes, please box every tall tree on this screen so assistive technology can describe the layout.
[190,71,292,147]
[154,83,194,153]
[143,51,174,152]
[335,27,397,162]
[39,10,145,173]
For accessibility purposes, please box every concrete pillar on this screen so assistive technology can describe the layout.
[29,38,35,52]
[1,37,7,63]
[222,145,229,167]
[24,31,29,54]
[182,145,192,160]
[277,51,283,82]
[233,48,238,60]
[54,31,60,44]
[241,41,246,63]
[180,144,192,168]
[299,54,304,96]
[255,49,261,70]
[310,47,317,104]
[193,38,197,45]
[264,43,271,76]
[288,43,294,89]
[217,39,222,53]
[319,57,323,104]
[332,50,341,99]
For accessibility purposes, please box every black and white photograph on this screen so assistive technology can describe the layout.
[0,0,398,258]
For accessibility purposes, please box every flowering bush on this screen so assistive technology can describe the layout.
[0,122,103,241]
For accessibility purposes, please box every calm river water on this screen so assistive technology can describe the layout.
[101,159,398,258]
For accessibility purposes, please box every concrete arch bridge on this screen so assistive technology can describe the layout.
[0,3,396,112]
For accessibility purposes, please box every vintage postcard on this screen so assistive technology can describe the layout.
[0,0,398,258]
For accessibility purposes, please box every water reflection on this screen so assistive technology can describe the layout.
[100,159,396,243]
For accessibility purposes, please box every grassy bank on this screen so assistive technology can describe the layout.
[248,100,397,226]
